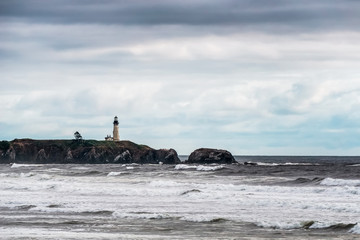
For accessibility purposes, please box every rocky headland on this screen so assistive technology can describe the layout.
[0,139,180,164]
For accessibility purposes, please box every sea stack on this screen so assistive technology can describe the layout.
[113,116,120,141]
[186,148,236,164]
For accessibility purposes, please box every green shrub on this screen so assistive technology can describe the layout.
[0,141,10,152]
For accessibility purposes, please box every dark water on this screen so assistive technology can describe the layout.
[234,155,360,164]
[1,156,360,239]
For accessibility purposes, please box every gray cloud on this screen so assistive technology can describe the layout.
[1,0,359,32]
[1,0,360,154]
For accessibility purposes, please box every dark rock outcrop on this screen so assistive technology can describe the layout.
[36,149,48,162]
[186,148,236,164]
[114,150,132,163]
[0,139,181,164]
[244,161,257,166]
[155,148,179,164]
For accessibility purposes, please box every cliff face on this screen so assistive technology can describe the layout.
[0,139,180,164]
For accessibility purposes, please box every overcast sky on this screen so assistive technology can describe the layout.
[1,0,360,155]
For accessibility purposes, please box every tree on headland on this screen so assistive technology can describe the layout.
[74,131,83,142]
[0,140,10,152]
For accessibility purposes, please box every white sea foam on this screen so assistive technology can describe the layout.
[107,172,123,176]
[257,220,360,232]
[11,163,44,168]
[174,164,197,170]
[174,164,224,171]
[13,172,53,181]
[71,166,89,170]
[255,162,280,166]
[122,163,140,167]
[348,164,360,167]
[283,162,318,166]
[0,226,124,239]
[149,180,184,187]
[256,221,302,229]
[320,178,360,187]
[0,172,48,179]
[249,162,317,166]
[180,215,226,223]
[20,172,36,178]
[0,172,20,178]
[47,168,63,172]
[112,211,169,220]
[350,223,360,234]
[113,211,225,223]
[36,174,53,181]
[196,165,224,171]
[2,164,360,238]
[309,221,333,229]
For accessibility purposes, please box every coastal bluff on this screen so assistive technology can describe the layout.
[0,139,180,164]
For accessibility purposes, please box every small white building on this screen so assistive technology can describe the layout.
[104,135,113,141]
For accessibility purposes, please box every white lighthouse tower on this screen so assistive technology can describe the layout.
[113,116,120,141]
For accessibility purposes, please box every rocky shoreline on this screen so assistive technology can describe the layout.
[0,139,236,165]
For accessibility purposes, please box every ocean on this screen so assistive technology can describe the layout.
[1,156,360,239]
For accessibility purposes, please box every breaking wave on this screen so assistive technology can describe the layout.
[81,210,114,216]
[0,172,53,180]
[107,172,123,176]
[348,163,360,167]
[112,211,170,220]
[320,178,360,187]
[290,177,324,185]
[256,221,303,230]
[11,163,44,168]
[350,223,360,234]
[14,205,37,211]
[309,222,356,230]
[72,170,103,176]
[175,164,224,171]
[179,215,228,223]
[257,220,359,232]
[196,165,224,171]
[112,211,229,223]
[174,164,197,170]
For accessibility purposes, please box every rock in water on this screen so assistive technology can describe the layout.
[186,148,236,164]
[155,149,179,164]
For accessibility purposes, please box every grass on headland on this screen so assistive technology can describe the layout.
[9,138,151,151]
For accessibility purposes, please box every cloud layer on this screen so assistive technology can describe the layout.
[1,1,360,154]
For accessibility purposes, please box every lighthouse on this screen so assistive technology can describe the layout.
[113,116,120,141]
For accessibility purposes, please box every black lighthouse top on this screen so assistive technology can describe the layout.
[113,116,119,125]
